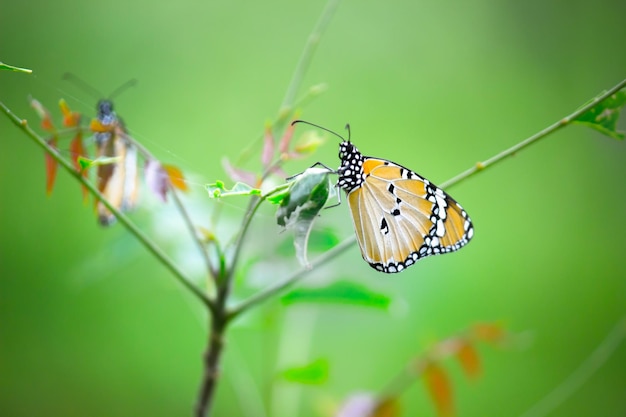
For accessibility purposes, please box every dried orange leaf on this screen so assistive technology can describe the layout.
[59,99,81,127]
[70,133,89,201]
[70,133,88,170]
[371,397,400,417]
[456,341,481,379]
[30,98,55,132]
[472,322,506,344]
[163,164,188,192]
[45,137,59,195]
[424,363,454,417]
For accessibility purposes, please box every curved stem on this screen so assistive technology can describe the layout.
[0,101,215,314]
[235,0,337,168]
[227,236,355,321]
[440,78,626,189]
[235,83,328,167]
[279,0,341,111]
[225,185,289,285]
[126,132,217,283]
[519,316,626,417]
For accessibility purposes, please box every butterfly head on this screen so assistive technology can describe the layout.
[97,99,117,125]
[337,140,365,193]
[289,120,365,193]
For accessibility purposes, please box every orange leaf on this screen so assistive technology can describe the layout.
[59,99,81,127]
[163,164,188,192]
[456,341,481,379]
[70,133,88,170]
[45,137,59,195]
[371,397,400,417]
[424,363,454,417]
[70,133,89,201]
[472,323,505,345]
[30,98,56,132]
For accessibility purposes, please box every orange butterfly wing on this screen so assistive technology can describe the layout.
[345,157,473,273]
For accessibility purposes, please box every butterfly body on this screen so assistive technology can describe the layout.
[94,99,138,226]
[338,140,473,273]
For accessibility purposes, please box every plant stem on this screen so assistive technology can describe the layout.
[0,101,215,314]
[519,316,626,417]
[227,236,355,321]
[440,78,626,190]
[194,2,344,414]
[127,133,217,283]
[235,83,327,167]
[193,196,269,417]
[195,308,227,417]
[279,0,341,111]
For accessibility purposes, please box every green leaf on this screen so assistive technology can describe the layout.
[281,280,392,310]
[276,167,333,226]
[77,156,94,170]
[280,358,329,385]
[206,180,262,198]
[573,88,626,140]
[265,188,290,205]
[276,167,333,267]
[0,61,32,73]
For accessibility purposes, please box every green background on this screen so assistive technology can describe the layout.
[1,0,625,416]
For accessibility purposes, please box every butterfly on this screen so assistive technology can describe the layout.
[91,99,139,226]
[292,120,474,273]
[63,74,140,226]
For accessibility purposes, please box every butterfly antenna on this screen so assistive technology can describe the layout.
[291,120,346,142]
[109,79,138,100]
[345,123,351,142]
[62,72,104,100]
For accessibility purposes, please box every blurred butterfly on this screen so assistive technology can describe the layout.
[292,120,474,273]
[64,74,139,226]
[91,98,139,226]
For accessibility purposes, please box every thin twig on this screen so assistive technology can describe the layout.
[0,101,215,314]
[519,316,626,417]
[235,83,328,167]
[279,0,341,111]
[227,236,355,321]
[235,0,335,167]
[440,79,626,189]
[127,132,217,283]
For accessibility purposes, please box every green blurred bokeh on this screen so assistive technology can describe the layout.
[1,0,625,416]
